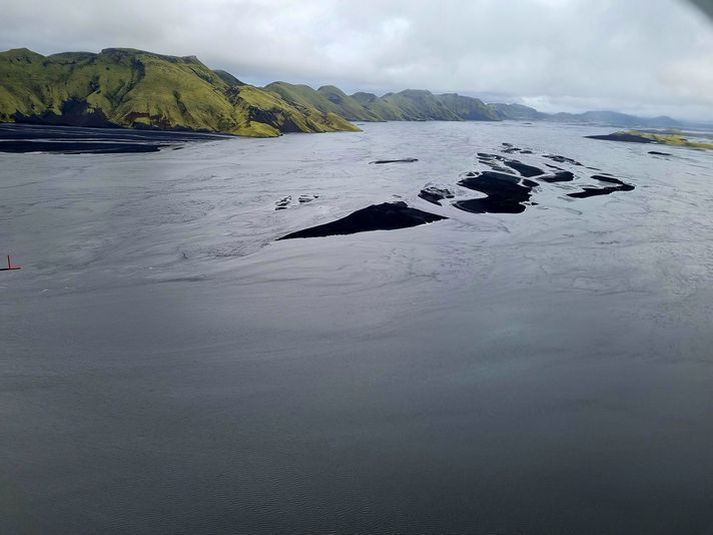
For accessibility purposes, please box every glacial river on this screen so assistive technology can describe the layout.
[2,121,713,534]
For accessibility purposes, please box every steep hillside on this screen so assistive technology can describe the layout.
[489,103,542,120]
[264,82,380,121]
[436,93,500,121]
[0,48,359,136]
[375,90,462,121]
[316,85,382,121]
[269,85,500,122]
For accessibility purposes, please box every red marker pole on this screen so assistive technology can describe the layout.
[1,255,21,271]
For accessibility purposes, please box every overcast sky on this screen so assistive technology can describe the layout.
[1,0,712,120]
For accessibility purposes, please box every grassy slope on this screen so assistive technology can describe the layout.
[434,93,500,121]
[489,103,542,120]
[349,92,406,121]
[0,46,508,135]
[0,48,359,137]
[629,130,713,150]
[267,84,504,123]
[316,86,382,121]
[264,81,378,121]
[369,90,461,121]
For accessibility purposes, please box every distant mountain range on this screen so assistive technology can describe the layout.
[489,104,682,128]
[0,47,688,137]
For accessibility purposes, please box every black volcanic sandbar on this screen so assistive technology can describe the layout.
[277,201,447,239]
[369,158,419,164]
[0,140,165,153]
[568,175,635,198]
[504,160,544,177]
[454,171,535,214]
[537,170,574,183]
[418,185,455,205]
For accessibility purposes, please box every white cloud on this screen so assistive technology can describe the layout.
[0,0,711,119]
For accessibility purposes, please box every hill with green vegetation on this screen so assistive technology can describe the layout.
[1,47,690,136]
[489,102,543,120]
[0,48,359,137]
[374,90,463,121]
[265,84,501,122]
[587,130,713,150]
[435,93,501,121]
[264,82,382,121]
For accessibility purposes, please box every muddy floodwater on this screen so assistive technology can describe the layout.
[2,121,713,534]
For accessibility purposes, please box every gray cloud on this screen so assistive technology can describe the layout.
[1,0,712,120]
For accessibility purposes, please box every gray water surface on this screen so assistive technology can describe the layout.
[2,122,713,534]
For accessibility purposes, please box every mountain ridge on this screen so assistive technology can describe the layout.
[0,47,359,137]
[0,47,690,136]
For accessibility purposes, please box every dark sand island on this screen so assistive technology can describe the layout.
[277,201,447,239]
[454,171,535,214]
[276,140,638,240]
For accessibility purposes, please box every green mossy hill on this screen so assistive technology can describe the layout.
[317,85,383,121]
[376,90,462,121]
[0,48,359,137]
[266,83,503,122]
[432,93,500,121]
[627,130,713,150]
[587,130,713,150]
[264,82,380,121]
[489,102,542,120]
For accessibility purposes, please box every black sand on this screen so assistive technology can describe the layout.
[277,201,447,239]
[455,171,535,214]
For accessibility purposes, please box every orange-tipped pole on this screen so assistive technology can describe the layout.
[1,254,21,271]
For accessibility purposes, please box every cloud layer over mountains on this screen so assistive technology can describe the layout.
[1,0,711,120]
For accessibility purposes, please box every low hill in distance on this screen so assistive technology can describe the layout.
[489,103,682,128]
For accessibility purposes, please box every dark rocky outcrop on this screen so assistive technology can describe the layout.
[568,175,635,198]
[0,139,164,153]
